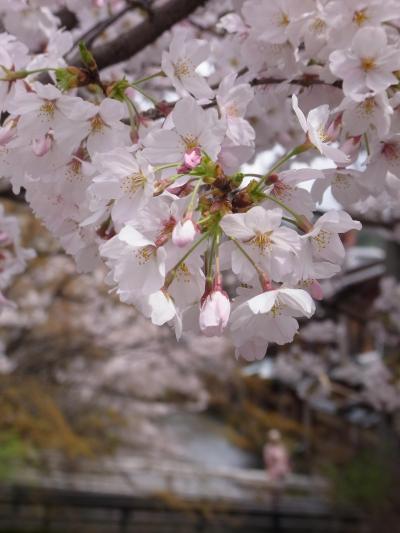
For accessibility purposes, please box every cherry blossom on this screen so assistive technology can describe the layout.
[220,206,301,283]
[100,224,167,297]
[88,147,155,228]
[263,168,325,220]
[67,97,130,157]
[338,93,393,138]
[312,168,369,208]
[305,211,362,264]
[242,0,314,46]
[216,73,255,146]
[364,134,400,192]
[325,0,400,48]
[162,32,214,100]
[329,27,400,98]
[143,97,224,164]
[230,287,315,361]
[292,95,349,164]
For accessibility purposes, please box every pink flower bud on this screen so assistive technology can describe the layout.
[199,290,231,337]
[177,148,202,174]
[184,147,201,169]
[32,135,52,157]
[172,219,197,247]
[309,280,323,301]
[124,87,136,100]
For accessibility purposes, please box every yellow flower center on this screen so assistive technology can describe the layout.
[318,127,329,142]
[333,174,350,190]
[173,59,193,79]
[90,114,105,133]
[135,245,155,265]
[312,229,331,250]
[310,17,326,34]
[359,97,376,116]
[361,57,376,72]
[121,173,146,197]
[353,9,369,27]
[249,231,273,254]
[278,11,289,27]
[270,302,282,318]
[39,100,56,118]
[176,262,191,283]
[65,158,83,182]
[181,134,199,152]
[225,103,240,117]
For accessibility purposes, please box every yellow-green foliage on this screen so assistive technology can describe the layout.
[0,432,28,480]
[0,376,124,471]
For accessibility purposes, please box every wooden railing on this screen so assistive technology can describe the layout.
[0,460,366,532]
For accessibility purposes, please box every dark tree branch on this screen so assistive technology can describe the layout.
[251,76,343,90]
[68,0,154,53]
[0,187,26,204]
[56,8,79,31]
[188,17,223,36]
[71,0,209,70]
[138,72,343,121]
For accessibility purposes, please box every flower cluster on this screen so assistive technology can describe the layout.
[2,0,400,360]
[222,0,400,215]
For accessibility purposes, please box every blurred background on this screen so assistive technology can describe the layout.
[0,190,399,533]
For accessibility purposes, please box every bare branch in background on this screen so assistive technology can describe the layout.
[251,76,343,90]
[71,0,209,70]
[68,0,154,53]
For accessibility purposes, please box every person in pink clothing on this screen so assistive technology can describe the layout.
[263,429,291,486]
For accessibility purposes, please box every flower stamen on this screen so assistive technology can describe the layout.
[249,232,273,254]
[360,57,376,72]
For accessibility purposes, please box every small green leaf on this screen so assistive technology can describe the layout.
[79,42,97,71]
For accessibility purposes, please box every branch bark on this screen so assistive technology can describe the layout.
[251,76,343,90]
[71,0,209,71]
[56,8,79,31]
